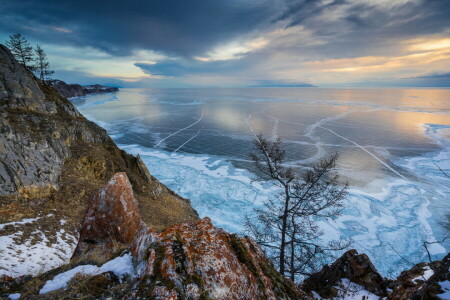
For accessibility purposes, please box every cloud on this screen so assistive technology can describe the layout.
[1,0,450,87]
[408,72,450,79]
[0,0,280,58]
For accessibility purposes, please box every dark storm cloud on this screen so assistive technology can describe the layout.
[0,0,279,57]
[1,0,449,60]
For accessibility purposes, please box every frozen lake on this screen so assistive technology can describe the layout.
[71,87,450,277]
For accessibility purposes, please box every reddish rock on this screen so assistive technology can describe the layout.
[72,172,145,260]
[70,172,307,299]
[131,217,307,299]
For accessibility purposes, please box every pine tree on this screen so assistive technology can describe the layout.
[5,33,35,71]
[34,44,54,81]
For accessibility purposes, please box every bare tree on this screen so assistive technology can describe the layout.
[5,33,35,71]
[34,44,54,81]
[245,134,351,281]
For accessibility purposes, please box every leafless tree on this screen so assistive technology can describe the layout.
[34,44,54,81]
[5,33,35,71]
[245,134,351,281]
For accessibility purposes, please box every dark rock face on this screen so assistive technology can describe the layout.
[387,253,450,300]
[48,79,118,98]
[302,249,450,299]
[302,249,387,298]
[0,44,198,276]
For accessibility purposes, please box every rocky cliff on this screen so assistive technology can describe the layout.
[48,80,119,98]
[3,172,448,299]
[3,172,307,299]
[0,44,198,276]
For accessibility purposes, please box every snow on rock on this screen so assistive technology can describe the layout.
[388,253,450,300]
[39,253,134,294]
[412,266,434,283]
[72,172,145,261]
[302,249,387,298]
[8,293,20,300]
[437,280,450,299]
[332,278,380,300]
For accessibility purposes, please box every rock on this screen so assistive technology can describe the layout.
[130,218,307,299]
[69,173,307,299]
[49,79,119,98]
[0,44,199,277]
[301,249,388,298]
[72,173,145,260]
[387,253,450,300]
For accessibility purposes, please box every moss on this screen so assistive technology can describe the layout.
[230,234,300,299]
[259,260,299,299]
[229,234,259,275]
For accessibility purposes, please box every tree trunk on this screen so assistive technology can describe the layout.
[279,184,290,276]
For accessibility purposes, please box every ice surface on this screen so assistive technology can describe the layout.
[39,253,134,294]
[71,88,450,278]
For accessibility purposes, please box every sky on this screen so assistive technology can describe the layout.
[1,0,449,87]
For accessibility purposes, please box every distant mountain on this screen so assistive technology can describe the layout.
[49,79,119,98]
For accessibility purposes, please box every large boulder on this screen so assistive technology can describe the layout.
[72,173,145,260]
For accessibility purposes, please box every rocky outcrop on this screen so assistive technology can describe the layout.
[0,44,198,276]
[302,249,388,298]
[67,172,307,299]
[302,249,450,299]
[49,79,118,98]
[385,253,450,300]
[130,218,306,299]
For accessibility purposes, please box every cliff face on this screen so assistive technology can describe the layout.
[48,80,119,98]
[0,44,198,276]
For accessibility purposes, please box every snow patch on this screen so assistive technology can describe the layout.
[39,253,134,294]
[437,280,450,299]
